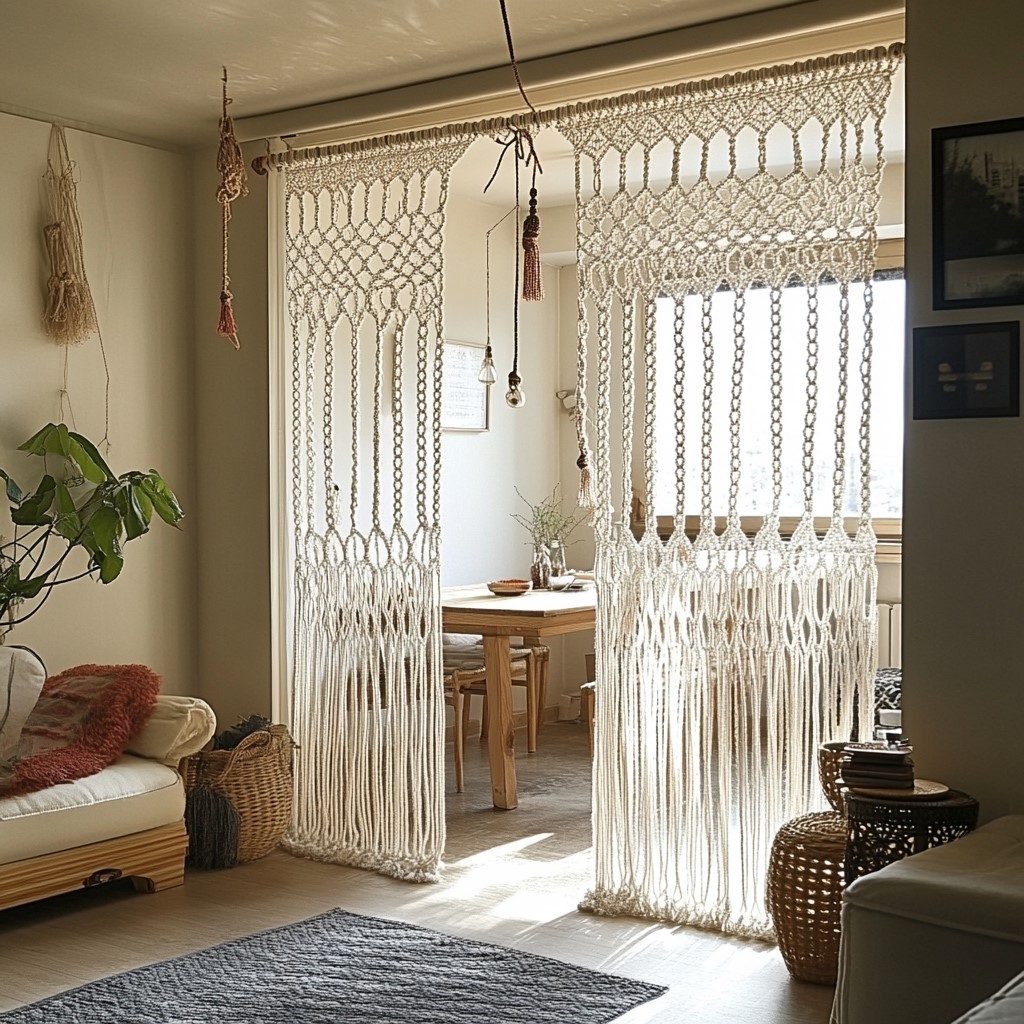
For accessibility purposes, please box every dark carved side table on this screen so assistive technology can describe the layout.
[843,788,980,885]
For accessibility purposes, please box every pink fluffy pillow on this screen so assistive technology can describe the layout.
[0,663,161,799]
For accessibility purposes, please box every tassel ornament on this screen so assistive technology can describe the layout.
[577,443,597,509]
[522,186,543,301]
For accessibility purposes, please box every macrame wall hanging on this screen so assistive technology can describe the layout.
[277,133,471,882]
[42,123,110,448]
[556,44,902,939]
[216,68,248,350]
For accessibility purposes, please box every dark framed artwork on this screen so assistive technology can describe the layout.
[933,117,1024,309]
[912,321,1019,419]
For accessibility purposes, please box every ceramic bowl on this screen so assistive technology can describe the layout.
[486,579,532,596]
[549,574,576,591]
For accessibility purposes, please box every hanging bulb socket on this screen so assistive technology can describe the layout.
[505,369,526,408]
[478,344,498,385]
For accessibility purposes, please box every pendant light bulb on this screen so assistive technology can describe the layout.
[478,345,497,385]
[505,370,526,408]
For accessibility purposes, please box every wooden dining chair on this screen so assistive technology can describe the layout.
[442,643,548,793]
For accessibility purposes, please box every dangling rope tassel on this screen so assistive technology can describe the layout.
[576,442,596,509]
[522,181,543,301]
[216,67,248,350]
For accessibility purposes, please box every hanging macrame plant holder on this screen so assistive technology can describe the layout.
[42,125,98,346]
[216,67,249,349]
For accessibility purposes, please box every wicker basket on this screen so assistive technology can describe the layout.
[766,810,848,985]
[818,741,849,813]
[181,725,295,864]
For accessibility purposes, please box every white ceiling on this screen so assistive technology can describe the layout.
[1,0,812,149]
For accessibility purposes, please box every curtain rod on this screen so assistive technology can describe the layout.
[252,42,903,175]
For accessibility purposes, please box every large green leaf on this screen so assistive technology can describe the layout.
[86,504,123,561]
[0,561,56,601]
[55,483,76,515]
[52,483,82,541]
[0,469,23,504]
[97,551,124,584]
[17,423,57,456]
[141,472,185,526]
[133,485,154,527]
[114,485,150,541]
[9,571,51,600]
[11,475,56,526]
[68,430,114,482]
[42,423,72,457]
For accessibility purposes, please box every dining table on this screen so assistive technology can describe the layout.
[440,583,598,810]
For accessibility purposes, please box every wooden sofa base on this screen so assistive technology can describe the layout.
[0,820,189,912]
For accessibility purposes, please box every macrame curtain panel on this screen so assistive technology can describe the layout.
[282,136,469,881]
[557,45,902,938]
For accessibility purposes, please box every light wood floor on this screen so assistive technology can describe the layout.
[0,720,835,1023]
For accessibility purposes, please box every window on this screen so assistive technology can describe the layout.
[651,275,904,527]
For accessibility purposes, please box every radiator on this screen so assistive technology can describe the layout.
[876,602,903,668]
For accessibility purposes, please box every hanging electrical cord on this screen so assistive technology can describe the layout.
[479,205,518,386]
[497,0,544,302]
[482,0,546,409]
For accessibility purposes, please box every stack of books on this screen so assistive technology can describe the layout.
[841,742,915,791]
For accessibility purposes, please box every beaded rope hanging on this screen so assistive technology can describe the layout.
[216,67,248,350]
[556,44,903,940]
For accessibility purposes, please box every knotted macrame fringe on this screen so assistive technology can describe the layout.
[559,44,899,938]
[282,141,468,884]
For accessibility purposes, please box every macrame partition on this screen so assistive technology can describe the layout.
[557,45,903,938]
[281,136,470,882]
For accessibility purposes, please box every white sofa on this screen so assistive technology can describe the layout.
[0,694,216,911]
[833,815,1024,1024]
[952,969,1024,1023]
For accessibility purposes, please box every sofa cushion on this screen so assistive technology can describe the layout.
[0,754,184,865]
[843,815,1024,945]
[1,663,161,798]
[952,969,1024,1023]
[0,646,46,761]
[126,694,217,765]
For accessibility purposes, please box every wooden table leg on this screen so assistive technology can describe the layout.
[483,634,517,810]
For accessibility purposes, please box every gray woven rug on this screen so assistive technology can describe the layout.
[1,909,666,1023]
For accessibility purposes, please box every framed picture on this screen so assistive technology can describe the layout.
[441,340,490,431]
[933,117,1024,309]
[912,321,1019,419]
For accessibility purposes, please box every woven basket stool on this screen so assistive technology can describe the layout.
[766,810,847,985]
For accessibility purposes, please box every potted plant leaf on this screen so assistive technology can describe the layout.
[0,422,184,637]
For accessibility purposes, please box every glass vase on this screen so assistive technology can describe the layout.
[530,544,551,590]
[548,540,567,577]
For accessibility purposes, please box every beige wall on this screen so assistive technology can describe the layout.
[441,190,562,587]
[191,143,272,726]
[904,0,1024,820]
[0,114,196,692]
